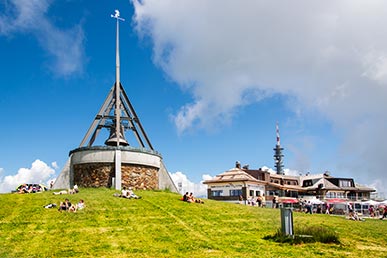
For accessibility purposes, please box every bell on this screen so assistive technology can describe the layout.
[105,125,129,146]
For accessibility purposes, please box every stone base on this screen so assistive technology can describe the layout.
[73,163,158,189]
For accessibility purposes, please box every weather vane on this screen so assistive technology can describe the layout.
[111,9,125,21]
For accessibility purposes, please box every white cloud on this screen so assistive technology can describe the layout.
[260,166,275,174]
[283,168,302,177]
[0,160,56,193]
[51,161,59,170]
[261,166,301,177]
[170,171,209,198]
[132,1,387,189]
[0,0,85,76]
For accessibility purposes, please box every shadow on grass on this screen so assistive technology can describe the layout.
[263,226,340,245]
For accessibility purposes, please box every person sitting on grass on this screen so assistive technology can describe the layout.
[127,187,141,199]
[119,187,141,199]
[120,187,129,198]
[182,192,189,202]
[187,192,195,203]
[349,211,364,221]
[58,198,72,212]
[68,199,86,213]
[18,184,29,194]
[76,199,85,210]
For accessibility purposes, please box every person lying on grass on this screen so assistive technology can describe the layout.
[58,198,72,212]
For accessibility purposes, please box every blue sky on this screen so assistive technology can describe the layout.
[1,1,387,196]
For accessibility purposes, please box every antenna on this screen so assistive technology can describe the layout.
[111,9,125,146]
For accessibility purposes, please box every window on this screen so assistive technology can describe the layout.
[326,192,335,198]
[268,190,279,196]
[249,190,254,196]
[303,180,313,187]
[230,189,242,196]
[211,190,223,197]
[339,180,352,187]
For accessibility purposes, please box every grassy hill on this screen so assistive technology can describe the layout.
[1,188,387,257]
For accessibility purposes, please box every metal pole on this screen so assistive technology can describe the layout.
[111,10,125,147]
[115,12,121,147]
[111,10,125,190]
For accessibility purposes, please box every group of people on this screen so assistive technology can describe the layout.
[182,192,204,204]
[53,185,79,195]
[116,187,141,199]
[17,184,45,194]
[368,205,387,219]
[239,194,266,207]
[58,198,85,213]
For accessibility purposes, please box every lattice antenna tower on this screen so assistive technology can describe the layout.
[273,122,284,175]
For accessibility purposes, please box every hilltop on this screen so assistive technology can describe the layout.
[1,188,386,257]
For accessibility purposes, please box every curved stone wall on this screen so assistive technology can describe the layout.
[70,146,161,190]
[73,163,158,189]
[54,146,178,192]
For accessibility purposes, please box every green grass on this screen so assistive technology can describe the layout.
[265,226,340,244]
[1,188,387,257]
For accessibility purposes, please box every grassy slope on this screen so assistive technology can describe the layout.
[1,188,387,258]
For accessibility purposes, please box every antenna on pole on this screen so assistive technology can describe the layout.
[111,10,125,147]
[276,121,280,146]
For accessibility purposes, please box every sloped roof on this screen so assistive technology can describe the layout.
[203,167,261,184]
[303,177,375,192]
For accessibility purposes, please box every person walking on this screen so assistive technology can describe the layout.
[380,206,387,220]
